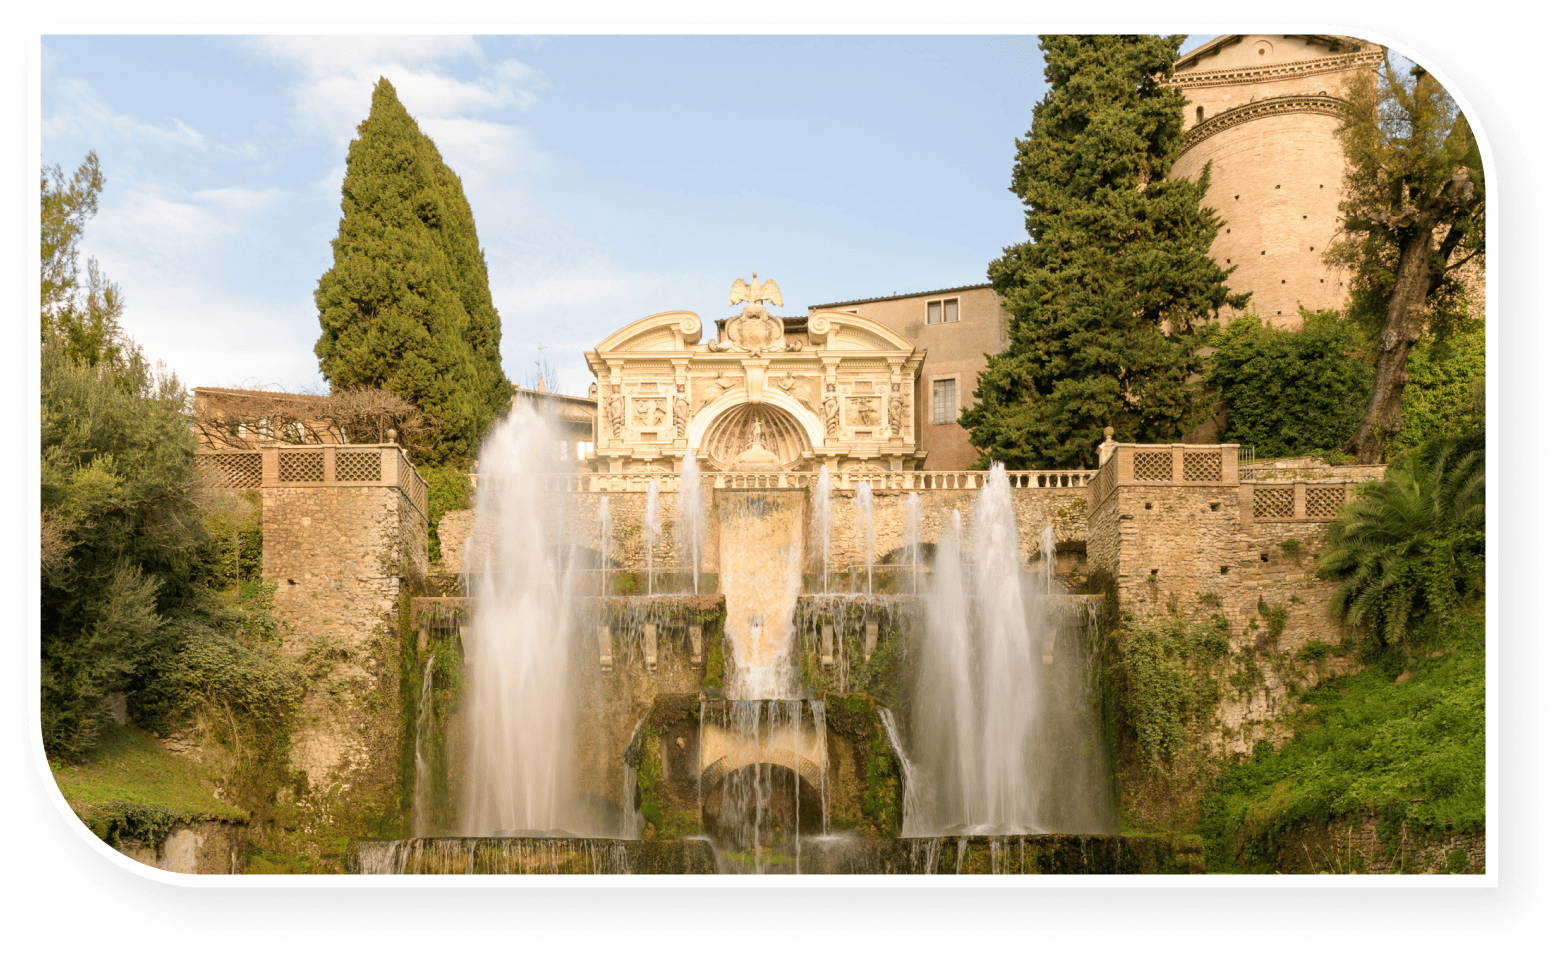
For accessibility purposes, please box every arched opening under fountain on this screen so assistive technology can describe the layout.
[700,763,825,857]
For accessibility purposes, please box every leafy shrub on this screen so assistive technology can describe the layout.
[1316,438,1484,658]
[1197,603,1485,872]
[1205,310,1372,457]
[1120,617,1225,771]
[1393,324,1485,458]
[40,333,209,760]
[1297,640,1331,662]
[422,464,473,565]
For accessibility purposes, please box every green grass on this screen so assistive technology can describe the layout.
[1197,601,1485,872]
[49,721,245,846]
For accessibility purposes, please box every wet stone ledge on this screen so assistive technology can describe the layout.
[804,834,1205,875]
[348,837,717,875]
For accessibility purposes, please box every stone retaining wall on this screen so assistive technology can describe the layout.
[439,484,1091,580]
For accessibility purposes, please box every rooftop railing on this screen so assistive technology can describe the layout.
[197,444,429,521]
[1088,443,1241,513]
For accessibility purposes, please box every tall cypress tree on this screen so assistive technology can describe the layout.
[315,78,509,467]
[962,35,1246,469]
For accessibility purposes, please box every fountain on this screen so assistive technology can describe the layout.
[459,404,598,838]
[358,417,1136,875]
[904,491,923,595]
[810,464,832,593]
[644,477,660,596]
[678,449,702,595]
[853,479,874,594]
[597,495,611,600]
[898,464,1113,836]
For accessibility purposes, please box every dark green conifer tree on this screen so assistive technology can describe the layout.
[962,35,1247,469]
[315,78,510,467]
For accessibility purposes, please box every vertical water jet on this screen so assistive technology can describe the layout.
[811,464,832,593]
[679,449,702,594]
[853,479,874,593]
[644,478,660,596]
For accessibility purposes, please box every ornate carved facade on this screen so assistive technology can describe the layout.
[584,286,926,474]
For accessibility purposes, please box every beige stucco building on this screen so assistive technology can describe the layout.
[1168,34,1384,326]
[807,284,1008,471]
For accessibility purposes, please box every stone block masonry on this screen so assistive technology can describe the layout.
[1086,443,1377,757]
[198,445,429,820]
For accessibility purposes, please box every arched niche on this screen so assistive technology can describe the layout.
[686,390,824,457]
[700,401,815,470]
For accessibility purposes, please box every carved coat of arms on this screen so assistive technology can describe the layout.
[713,273,786,352]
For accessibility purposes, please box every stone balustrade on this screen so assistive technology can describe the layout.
[197,443,429,520]
[1240,481,1358,523]
[503,468,1094,494]
[1088,443,1241,513]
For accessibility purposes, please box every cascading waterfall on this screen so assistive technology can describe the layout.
[461,404,603,837]
[411,656,436,837]
[1039,524,1055,597]
[904,491,923,595]
[719,490,804,700]
[853,479,874,593]
[877,708,923,833]
[678,449,702,594]
[811,464,832,592]
[644,478,660,596]
[700,700,825,874]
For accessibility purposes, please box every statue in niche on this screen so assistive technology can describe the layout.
[888,391,904,437]
[607,391,624,439]
[673,385,690,438]
[711,273,785,353]
[822,387,840,439]
[733,417,780,469]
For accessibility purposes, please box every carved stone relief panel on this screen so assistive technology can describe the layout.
[632,397,668,429]
[846,396,881,429]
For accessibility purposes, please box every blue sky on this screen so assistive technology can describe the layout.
[41,33,1220,397]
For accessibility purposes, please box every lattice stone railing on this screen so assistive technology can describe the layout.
[1089,443,1240,512]
[1249,482,1357,523]
[196,443,429,521]
[520,468,1095,494]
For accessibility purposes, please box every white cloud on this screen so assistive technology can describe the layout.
[110,282,326,395]
[250,36,545,149]
[190,185,289,217]
[42,76,205,147]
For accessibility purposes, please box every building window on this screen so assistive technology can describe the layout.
[926,297,960,324]
[284,422,306,444]
[577,441,594,461]
[932,379,957,425]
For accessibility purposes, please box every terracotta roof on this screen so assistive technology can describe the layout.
[808,283,995,310]
[193,386,331,402]
[513,387,596,423]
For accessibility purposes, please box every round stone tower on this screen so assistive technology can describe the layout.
[1169,35,1385,328]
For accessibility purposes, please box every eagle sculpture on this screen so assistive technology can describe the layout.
[730,272,783,311]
